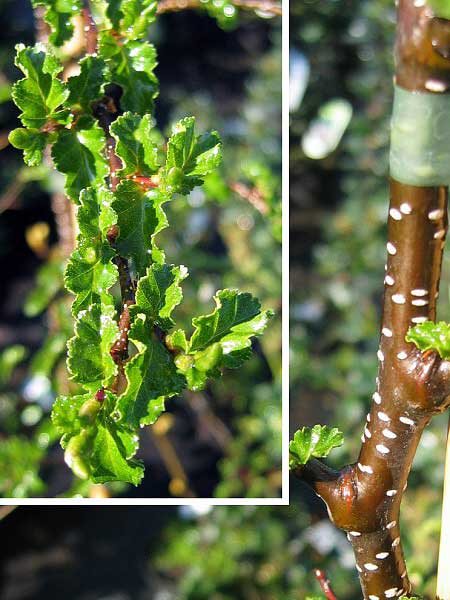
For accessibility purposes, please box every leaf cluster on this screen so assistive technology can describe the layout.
[8,1,273,485]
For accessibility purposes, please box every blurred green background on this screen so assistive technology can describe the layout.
[0,0,281,498]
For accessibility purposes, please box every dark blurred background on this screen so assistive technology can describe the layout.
[0,1,281,498]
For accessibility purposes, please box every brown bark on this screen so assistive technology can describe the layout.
[294,3,450,598]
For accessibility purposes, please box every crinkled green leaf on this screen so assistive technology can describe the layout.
[112,180,168,276]
[110,112,159,176]
[52,392,90,440]
[67,304,119,391]
[53,392,144,485]
[77,185,116,240]
[173,290,273,391]
[8,127,47,166]
[12,43,70,128]
[134,263,188,330]
[289,425,344,469]
[406,320,450,359]
[117,316,186,428]
[189,289,269,351]
[67,55,108,112]
[90,414,144,485]
[105,0,156,39]
[121,0,157,39]
[162,116,222,195]
[31,0,83,46]
[65,238,118,316]
[52,115,109,202]
[99,32,158,115]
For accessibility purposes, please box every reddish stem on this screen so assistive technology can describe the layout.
[314,569,338,600]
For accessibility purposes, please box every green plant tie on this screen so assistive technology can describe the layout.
[390,85,450,186]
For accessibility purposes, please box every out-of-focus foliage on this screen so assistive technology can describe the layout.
[155,505,354,600]
[290,0,450,597]
[0,2,281,497]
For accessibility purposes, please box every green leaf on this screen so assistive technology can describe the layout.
[117,316,186,428]
[67,304,119,392]
[77,185,117,240]
[406,321,450,359]
[67,56,108,112]
[173,290,273,391]
[110,112,160,176]
[166,329,188,353]
[134,263,188,330]
[121,0,157,39]
[52,392,90,440]
[31,0,83,46]
[289,425,344,469]
[53,392,144,485]
[12,43,70,128]
[99,32,158,115]
[51,115,109,202]
[8,128,47,166]
[90,414,144,485]
[189,289,270,352]
[65,238,118,316]
[162,116,222,195]
[428,0,450,19]
[112,180,168,276]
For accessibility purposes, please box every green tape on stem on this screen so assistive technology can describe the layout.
[390,85,450,186]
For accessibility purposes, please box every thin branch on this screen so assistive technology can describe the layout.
[156,0,281,16]
[294,4,450,598]
[230,181,268,215]
[314,569,338,600]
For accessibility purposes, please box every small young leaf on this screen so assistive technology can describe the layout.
[134,263,188,330]
[12,43,69,128]
[110,112,159,176]
[31,0,83,46]
[289,425,344,469]
[406,320,450,359]
[8,128,47,166]
[67,55,108,112]
[117,316,186,428]
[51,116,109,202]
[112,180,168,276]
[162,116,222,195]
[99,32,158,115]
[67,304,119,392]
[166,329,188,353]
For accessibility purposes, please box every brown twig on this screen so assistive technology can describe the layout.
[156,0,281,16]
[314,569,338,600]
[82,1,98,54]
[230,181,268,215]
